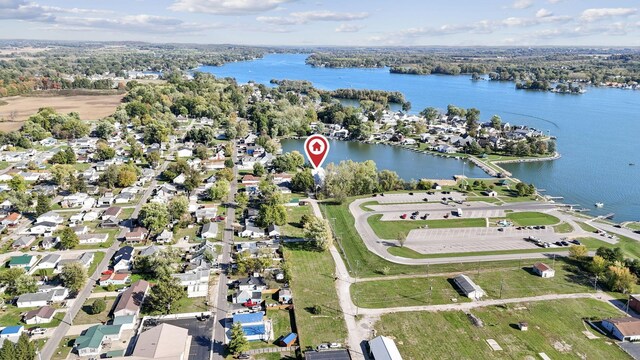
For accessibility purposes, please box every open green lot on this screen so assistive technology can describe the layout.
[284,243,346,350]
[52,336,78,360]
[352,260,593,308]
[75,297,116,325]
[374,298,628,360]
[626,222,640,231]
[367,214,486,239]
[282,204,313,239]
[87,251,106,277]
[352,277,472,308]
[506,212,560,226]
[553,222,574,233]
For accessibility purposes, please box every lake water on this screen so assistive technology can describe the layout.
[198,54,640,222]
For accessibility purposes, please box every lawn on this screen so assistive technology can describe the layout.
[118,208,135,220]
[284,243,347,350]
[321,200,573,277]
[577,221,598,232]
[506,212,561,226]
[74,297,116,325]
[141,295,209,316]
[375,298,629,360]
[352,260,593,308]
[367,214,486,239]
[51,336,78,360]
[352,277,472,308]
[87,251,106,277]
[626,222,640,231]
[282,204,313,239]
[174,226,200,243]
[578,235,640,260]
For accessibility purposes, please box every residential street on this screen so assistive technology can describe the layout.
[212,141,237,360]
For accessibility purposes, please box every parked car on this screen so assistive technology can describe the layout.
[400,214,407,219]
[317,344,330,351]
[570,239,582,245]
[237,354,250,359]
[329,343,343,348]
[29,328,46,336]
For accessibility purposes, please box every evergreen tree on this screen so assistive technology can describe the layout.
[35,193,51,216]
[228,322,249,355]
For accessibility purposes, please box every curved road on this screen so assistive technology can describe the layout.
[348,196,630,265]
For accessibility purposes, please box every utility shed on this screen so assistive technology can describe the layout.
[369,335,403,360]
[453,274,485,300]
[305,349,351,360]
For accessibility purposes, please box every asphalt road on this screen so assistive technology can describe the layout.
[212,142,237,360]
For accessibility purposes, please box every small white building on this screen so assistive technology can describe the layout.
[369,335,403,360]
[532,262,555,278]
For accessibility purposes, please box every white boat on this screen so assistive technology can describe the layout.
[595,202,604,208]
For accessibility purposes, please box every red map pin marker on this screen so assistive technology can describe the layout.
[304,134,330,170]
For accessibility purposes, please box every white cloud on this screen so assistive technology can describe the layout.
[335,23,363,32]
[169,0,297,15]
[536,8,552,18]
[580,8,637,22]
[257,10,369,25]
[511,0,533,9]
[55,15,219,34]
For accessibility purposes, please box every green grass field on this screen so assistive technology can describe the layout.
[284,243,347,349]
[352,277,472,308]
[87,251,106,277]
[626,222,640,231]
[375,298,628,360]
[367,214,486,239]
[553,222,574,233]
[506,212,561,226]
[352,261,593,308]
[282,205,313,238]
[75,297,116,325]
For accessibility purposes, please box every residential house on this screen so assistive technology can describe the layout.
[115,192,135,204]
[55,252,94,272]
[16,286,68,308]
[70,225,89,235]
[171,270,209,298]
[453,274,485,300]
[29,221,58,235]
[8,254,36,269]
[113,246,134,272]
[532,262,555,278]
[99,272,131,287]
[22,306,56,325]
[36,254,61,270]
[172,173,186,185]
[130,324,190,360]
[98,192,115,206]
[1,212,21,227]
[629,294,640,314]
[74,324,123,357]
[602,318,640,342]
[112,280,150,330]
[124,227,148,244]
[155,229,173,244]
[201,222,218,239]
[267,224,280,238]
[195,206,217,222]
[12,235,36,249]
[61,193,91,208]
[0,326,23,345]
[138,245,161,257]
[176,148,193,158]
[36,211,64,225]
[238,276,267,292]
[40,236,59,250]
[78,233,109,245]
[241,175,261,187]
[239,220,265,238]
[100,217,120,229]
[231,312,270,342]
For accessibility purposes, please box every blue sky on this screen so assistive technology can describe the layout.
[0,0,638,46]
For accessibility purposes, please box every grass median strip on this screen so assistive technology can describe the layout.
[367,214,486,239]
[506,212,560,226]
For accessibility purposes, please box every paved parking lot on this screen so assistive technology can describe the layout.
[158,317,214,360]
[373,202,507,220]
[406,226,561,254]
[372,192,467,204]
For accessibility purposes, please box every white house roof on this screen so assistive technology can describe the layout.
[369,335,403,360]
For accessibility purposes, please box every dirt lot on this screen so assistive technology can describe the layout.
[0,94,123,131]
